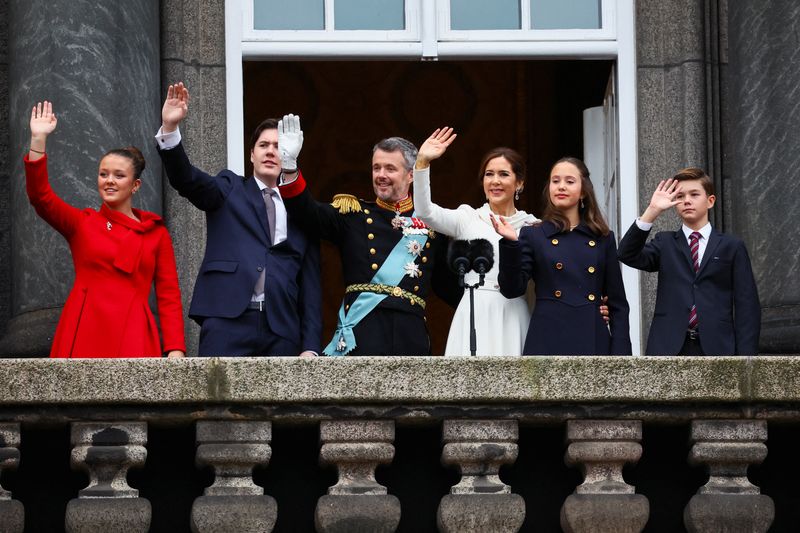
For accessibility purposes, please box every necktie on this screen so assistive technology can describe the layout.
[254,188,277,297]
[263,188,276,244]
[688,231,701,329]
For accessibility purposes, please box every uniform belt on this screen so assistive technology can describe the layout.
[345,283,426,309]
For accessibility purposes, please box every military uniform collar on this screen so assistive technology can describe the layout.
[376,195,413,214]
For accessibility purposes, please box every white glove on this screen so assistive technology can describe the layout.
[278,113,303,172]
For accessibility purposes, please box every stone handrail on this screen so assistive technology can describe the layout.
[0,356,796,532]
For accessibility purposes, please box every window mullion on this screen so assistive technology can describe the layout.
[325,0,335,31]
[520,0,531,30]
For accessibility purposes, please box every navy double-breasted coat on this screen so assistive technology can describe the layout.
[498,221,631,355]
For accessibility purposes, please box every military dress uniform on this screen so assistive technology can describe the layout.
[498,221,632,355]
[280,173,456,356]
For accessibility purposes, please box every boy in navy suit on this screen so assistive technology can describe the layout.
[618,168,760,355]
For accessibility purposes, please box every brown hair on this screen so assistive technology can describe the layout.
[249,118,279,149]
[672,167,715,196]
[477,147,526,186]
[104,146,146,179]
[541,156,610,237]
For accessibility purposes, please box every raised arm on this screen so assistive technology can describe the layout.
[29,101,57,161]
[413,127,469,236]
[161,82,189,134]
[25,101,83,237]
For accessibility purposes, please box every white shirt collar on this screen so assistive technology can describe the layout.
[681,222,711,241]
[254,177,282,200]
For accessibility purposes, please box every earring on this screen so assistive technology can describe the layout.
[580,198,585,209]
[514,189,520,201]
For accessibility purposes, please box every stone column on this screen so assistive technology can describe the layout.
[191,421,276,533]
[0,423,23,533]
[160,0,228,355]
[727,1,800,352]
[683,419,774,532]
[65,422,150,533]
[315,420,400,533]
[2,0,161,356]
[437,420,525,533]
[560,420,649,533]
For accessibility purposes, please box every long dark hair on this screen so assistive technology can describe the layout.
[477,147,526,186]
[541,156,609,236]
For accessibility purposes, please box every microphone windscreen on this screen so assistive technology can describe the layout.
[447,239,472,273]
[468,238,495,271]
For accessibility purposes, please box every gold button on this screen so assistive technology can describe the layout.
[413,286,419,292]
[588,294,596,301]
[554,290,562,298]
[551,238,559,245]
[425,242,431,249]
[588,240,596,247]
[392,287,402,297]
[422,257,428,263]
[371,263,378,270]
[366,218,373,224]
[345,304,350,311]
[588,266,596,273]
[368,233,374,240]
[364,209,370,214]
[555,262,563,270]
[370,248,376,255]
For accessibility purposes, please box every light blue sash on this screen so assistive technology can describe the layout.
[323,214,428,356]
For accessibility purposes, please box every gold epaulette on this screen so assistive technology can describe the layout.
[331,194,362,214]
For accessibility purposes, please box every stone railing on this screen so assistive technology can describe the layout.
[0,356,797,532]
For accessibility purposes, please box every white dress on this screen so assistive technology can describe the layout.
[413,167,538,356]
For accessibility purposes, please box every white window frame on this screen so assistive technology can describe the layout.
[225,0,642,353]
[243,0,421,41]
[438,0,615,42]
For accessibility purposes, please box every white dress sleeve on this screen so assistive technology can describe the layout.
[413,166,468,237]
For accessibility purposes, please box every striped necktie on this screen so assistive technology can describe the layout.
[688,231,701,329]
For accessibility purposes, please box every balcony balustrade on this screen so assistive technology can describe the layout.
[0,356,797,532]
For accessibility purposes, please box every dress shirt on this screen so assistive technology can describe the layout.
[634,218,712,266]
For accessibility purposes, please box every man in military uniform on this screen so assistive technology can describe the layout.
[279,131,457,356]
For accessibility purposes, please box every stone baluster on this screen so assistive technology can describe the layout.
[0,423,23,533]
[191,421,276,533]
[684,419,774,532]
[315,420,400,533]
[65,422,150,533]
[437,419,525,533]
[560,420,649,533]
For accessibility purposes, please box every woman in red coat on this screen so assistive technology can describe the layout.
[25,101,185,358]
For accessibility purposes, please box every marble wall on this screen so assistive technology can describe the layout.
[0,0,10,338]
[1,0,161,355]
[727,0,800,352]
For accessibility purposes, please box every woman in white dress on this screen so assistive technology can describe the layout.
[413,127,538,356]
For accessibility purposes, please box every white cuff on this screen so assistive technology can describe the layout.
[635,218,653,231]
[155,126,182,150]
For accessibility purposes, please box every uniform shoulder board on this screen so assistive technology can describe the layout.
[331,194,362,214]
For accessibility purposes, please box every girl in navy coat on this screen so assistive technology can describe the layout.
[492,157,631,355]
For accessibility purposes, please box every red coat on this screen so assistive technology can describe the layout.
[25,155,185,357]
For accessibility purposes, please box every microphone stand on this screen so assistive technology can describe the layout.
[464,267,487,356]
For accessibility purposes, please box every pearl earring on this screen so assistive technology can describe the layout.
[580,198,585,209]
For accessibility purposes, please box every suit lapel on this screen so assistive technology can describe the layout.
[697,230,722,277]
[674,230,695,273]
[245,177,272,243]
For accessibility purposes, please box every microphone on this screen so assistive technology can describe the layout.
[447,240,472,287]
[468,238,494,277]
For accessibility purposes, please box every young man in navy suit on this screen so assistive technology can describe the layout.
[155,83,321,356]
[618,168,760,355]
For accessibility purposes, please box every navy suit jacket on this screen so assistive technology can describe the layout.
[618,223,760,355]
[158,143,321,353]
